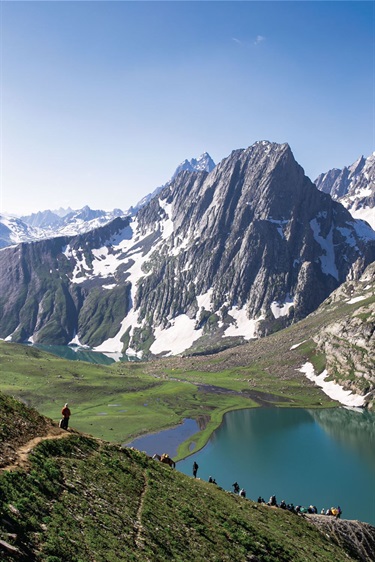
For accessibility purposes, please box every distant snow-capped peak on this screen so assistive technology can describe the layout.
[172,152,216,179]
[132,152,216,213]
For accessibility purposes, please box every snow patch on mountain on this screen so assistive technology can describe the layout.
[91,247,122,278]
[94,306,142,356]
[159,199,174,240]
[347,295,367,305]
[223,307,260,340]
[348,206,374,227]
[266,219,289,239]
[270,296,294,319]
[70,249,92,283]
[196,290,213,310]
[310,219,339,280]
[351,219,375,241]
[299,362,368,407]
[150,315,203,356]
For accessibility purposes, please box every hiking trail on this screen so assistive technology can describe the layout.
[134,468,150,558]
[1,428,73,472]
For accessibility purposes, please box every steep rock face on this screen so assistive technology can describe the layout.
[315,152,375,229]
[0,142,374,355]
[312,263,375,406]
[130,142,375,355]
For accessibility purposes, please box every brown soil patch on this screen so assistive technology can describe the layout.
[1,428,73,473]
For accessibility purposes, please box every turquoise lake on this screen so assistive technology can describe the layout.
[132,408,375,525]
[27,344,137,364]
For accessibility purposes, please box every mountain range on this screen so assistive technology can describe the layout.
[0,141,374,358]
[0,153,216,248]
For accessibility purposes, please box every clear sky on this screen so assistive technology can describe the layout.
[1,1,374,215]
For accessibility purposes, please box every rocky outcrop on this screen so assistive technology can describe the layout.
[312,263,375,406]
[307,515,375,562]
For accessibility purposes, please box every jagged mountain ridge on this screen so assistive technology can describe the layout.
[21,205,125,229]
[0,207,126,249]
[0,141,374,356]
[315,151,375,229]
[131,151,216,213]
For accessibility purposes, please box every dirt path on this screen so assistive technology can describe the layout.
[1,428,73,473]
[134,469,150,558]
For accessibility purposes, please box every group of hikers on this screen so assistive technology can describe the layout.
[232,481,247,497]
[255,495,342,518]
[195,467,342,518]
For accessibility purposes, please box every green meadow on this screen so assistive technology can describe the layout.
[0,335,334,460]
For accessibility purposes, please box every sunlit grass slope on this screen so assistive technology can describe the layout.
[0,432,362,562]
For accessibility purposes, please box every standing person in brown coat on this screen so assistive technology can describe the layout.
[61,403,71,430]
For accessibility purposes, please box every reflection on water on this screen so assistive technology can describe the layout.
[219,407,315,442]
[177,408,375,525]
[308,408,375,472]
[27,344,140,365]
[124,418,199,458]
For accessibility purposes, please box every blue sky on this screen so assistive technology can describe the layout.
[1,1,374,215]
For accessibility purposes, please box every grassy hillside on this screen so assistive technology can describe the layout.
[1,392,374,562]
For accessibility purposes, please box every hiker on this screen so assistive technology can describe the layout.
[268,495,277,507]
[232,482,240,494]
[61,403,71,430]
[193,461,199,478]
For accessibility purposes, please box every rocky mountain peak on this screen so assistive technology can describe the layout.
[315,151,375,229]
